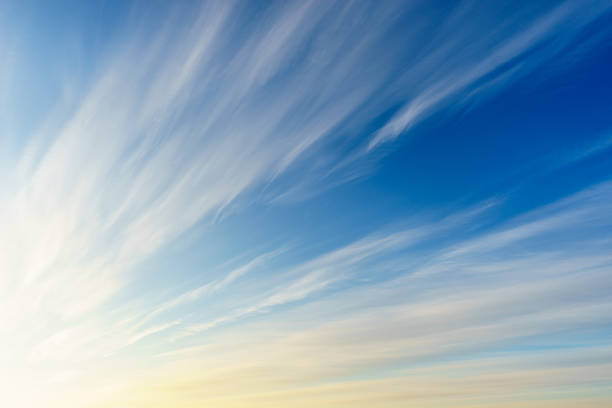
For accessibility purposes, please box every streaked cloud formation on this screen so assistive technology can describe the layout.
[0,0,611,407]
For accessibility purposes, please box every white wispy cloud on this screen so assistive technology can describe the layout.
[367,0,612,150]
[126,319,182,346]
[119,180,612,408]
[1,1,611,407]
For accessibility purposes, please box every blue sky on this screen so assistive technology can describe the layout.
[1,1,612,407]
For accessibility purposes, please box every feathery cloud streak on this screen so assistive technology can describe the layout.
[1,1,612,407]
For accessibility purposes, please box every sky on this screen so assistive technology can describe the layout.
[1,0,612,407]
